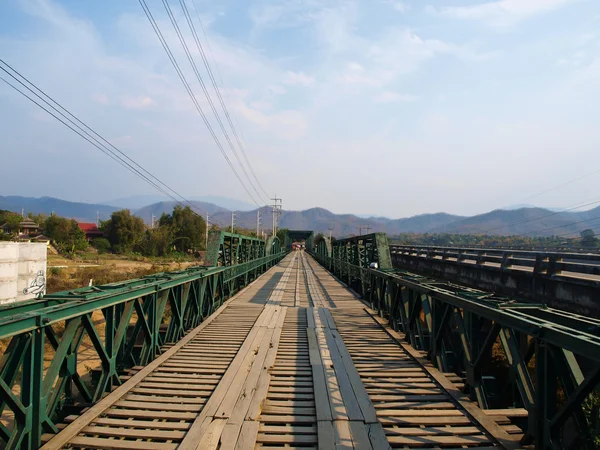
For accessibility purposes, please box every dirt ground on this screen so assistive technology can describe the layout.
[46,253,202,293]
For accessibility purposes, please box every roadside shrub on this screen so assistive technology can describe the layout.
[91,237,111,254]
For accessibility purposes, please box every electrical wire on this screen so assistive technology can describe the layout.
[183,0,271,202]
[0,59,207,219]
[157,0,264,206]
[139,0,260,206]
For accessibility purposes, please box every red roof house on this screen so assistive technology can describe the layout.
[78,222,104,241]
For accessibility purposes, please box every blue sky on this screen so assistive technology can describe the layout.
[1,0,599,217]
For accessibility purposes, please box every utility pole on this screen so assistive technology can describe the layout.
[357,225,372,236]
[256,209,261,237]
[231,212,236,234]
[151,214,155,229]
[97,211,101,227]
[270,196,282,237]
[328,227,333,241]
[205,213,209,247]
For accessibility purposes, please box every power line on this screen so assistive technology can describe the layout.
[0,61,206,219]
[138,0,260,206]
[156,0,264,206]
[0,58,206,218]
[189,0,271,200]
[178,0,270,204]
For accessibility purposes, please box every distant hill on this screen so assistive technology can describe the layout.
[0,196,119,222]
[106,195,255,211]
[430,206,600,236]
[2,195,599,237]
[135,201,230,223]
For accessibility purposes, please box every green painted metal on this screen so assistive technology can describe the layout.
[265,235,282,255]
[0,249,287,449]
[205,230,266,267]
[315,236,332,261]
[311,248,600,449]
[286,230,313,251]
[332,232,392,271]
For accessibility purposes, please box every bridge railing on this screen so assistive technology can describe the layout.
[389,245,600,315]
[390,244,600,277]
[312,250,600,449]
[0,250,287,449]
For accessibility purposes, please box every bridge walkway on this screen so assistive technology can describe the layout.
[40,252,523,450]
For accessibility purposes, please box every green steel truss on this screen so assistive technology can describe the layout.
[0,249,287,449]
[286,230,314,251]
[205,230,267,267]
[331,233,392,270]
[313,244,600,449]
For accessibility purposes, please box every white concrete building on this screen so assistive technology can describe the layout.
[0,242,47,305]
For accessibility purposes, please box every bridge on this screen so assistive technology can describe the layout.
[1,231,599,449]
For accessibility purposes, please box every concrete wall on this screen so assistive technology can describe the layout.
[0,242,47,305]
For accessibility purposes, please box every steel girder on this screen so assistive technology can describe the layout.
[389,244,600,316]
[0,251,286,449]
[265,235,282,255]
[315,237,332,261]
[286,230,314,251]
[205,230,266,267]
[311,250,600,449]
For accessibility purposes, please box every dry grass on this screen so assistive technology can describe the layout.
[46,260,199,294]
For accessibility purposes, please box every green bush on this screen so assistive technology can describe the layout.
[91,237,111,254]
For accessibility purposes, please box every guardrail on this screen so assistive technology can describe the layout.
[0,250,287,449]
[312,250,600,449]
[389,245,600,315]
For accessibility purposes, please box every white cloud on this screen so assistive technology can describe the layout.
[432,0,578,27]
[120,95,156,109]
[383,1,409,13]
[91,93,109,105]
[283,71,315,86]
[375,91,417,103]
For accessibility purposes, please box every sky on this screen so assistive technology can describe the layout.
[1,0,600,218]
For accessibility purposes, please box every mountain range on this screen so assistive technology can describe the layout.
[1,195,598,237]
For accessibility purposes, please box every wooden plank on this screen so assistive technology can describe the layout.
[385,434,492,446]
[321,308,337,330]
[39,270,268,450]
[364,309,520,450]
[334,420,354,450]
[483,408,528,417]
[234,421,260,450]
[348,421,373,450]
[197,418,227,450]
[246,308,287,420]
[90,418,191,430]
[323,327,363,421]
[307,328,332,421]
[181,269,296,449]
[328,328,378,423]
[67,437,177,450]
[80,425,184,440]
[365,423,391,450]
[218,309,286,448]
[307,307,316,329]
[317,421,335,450]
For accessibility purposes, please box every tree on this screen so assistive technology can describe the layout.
[138,227,173,257]
[102,210,146,254]
[159,206,205,252]
[43,215,88,253]
[91,237,111,254]
[2,214,22,234]
[277,228,289,244]
[581,229,599,248]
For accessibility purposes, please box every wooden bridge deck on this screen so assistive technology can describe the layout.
[40,252,524,450]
